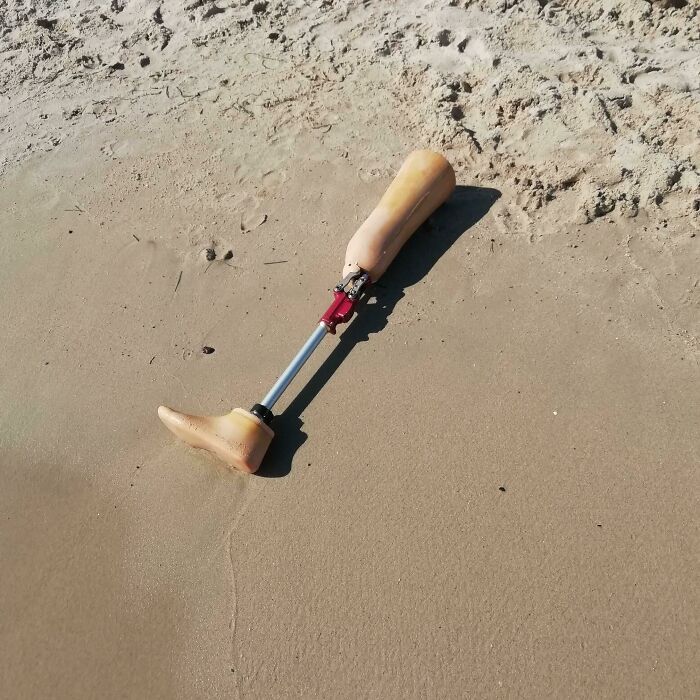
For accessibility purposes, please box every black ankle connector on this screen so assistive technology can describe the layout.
[250,403,274,425]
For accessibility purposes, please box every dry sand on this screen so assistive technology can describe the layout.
[1,1,699,698]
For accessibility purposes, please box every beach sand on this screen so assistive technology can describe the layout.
[1,2,699,698]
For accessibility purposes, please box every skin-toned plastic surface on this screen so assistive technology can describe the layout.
[157,406,274,474]
[343,150,456,281]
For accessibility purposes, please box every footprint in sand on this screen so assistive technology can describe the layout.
[219,190,268,231]
[115,238,180,285]
[261,168,287,193]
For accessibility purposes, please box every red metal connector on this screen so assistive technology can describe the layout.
[320,270,370,333]
[319,290,358,334]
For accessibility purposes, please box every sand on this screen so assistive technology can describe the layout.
[1,1,699,698]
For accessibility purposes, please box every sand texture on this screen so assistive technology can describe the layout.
[1,1,699,698]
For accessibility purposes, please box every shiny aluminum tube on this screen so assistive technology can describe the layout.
[260,323,329,410]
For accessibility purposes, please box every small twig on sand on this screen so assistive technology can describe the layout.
[263,260,288,265]
[132,233,140,242]
[244,52,286,69]
[222,101,254,117]
[149,355,156,365]
[164,87,215,115]
[174,270,183,293]
[64,204,85,212]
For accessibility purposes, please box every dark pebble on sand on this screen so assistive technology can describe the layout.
[205,248,216,261]
[202,346,215,354]
[203,4,225,18]
[498,486,506,492]
[223,250,233,260]
[36,18,58,30]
